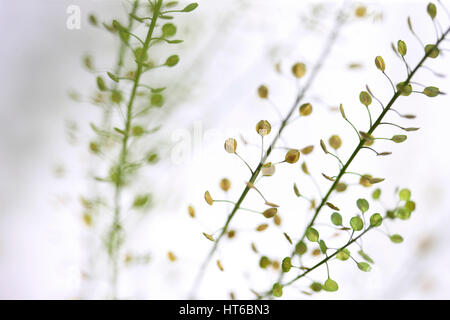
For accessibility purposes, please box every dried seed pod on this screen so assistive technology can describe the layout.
[423,86,440,97]
[301,145,314,155]
[326,202,340,211]
[359,174,373,187]
[328,135,342,150]
[263,208,278,218]
[272,261,280,270]
[204,191,213,205]
[355,5,367,17]
[188,205,195,218]
[220,178,231,191]
[224,138,237,153]
[227,230,236,238]
[265,201,279,208]
[256,224,269,232]
[292,62,306,78]
[339,104,346,119]
[299,103,313,116]
[83,213,92,227]
[167,251,177,262]
[301,162,310,175]
[273,214,282,226]
[256,120,271,136]
[258,85,269,99]
[284,232,293,245]
[375,56,386,72]
[322,173,335,181]
[392,135,407,143]
[285,149,300,164]
[335,182,347,192]
[217,260,224,271]
[293,183,301,197]
[262,162,276,176]
[203,232,214,242]
[251,242,258,253]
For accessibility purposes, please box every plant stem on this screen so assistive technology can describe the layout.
[273,25,450,292]
[190,11,345,297]
[109,0,162,299]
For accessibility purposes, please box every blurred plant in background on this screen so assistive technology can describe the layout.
[67,0,198,299]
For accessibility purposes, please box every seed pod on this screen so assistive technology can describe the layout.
[375,56,386,72]
[285,149,300,164]
[165,55,179,67]
[322,173,335,181]
[272,261,280,270]
[262,162,276,176]
[188,205,195,218]
[256,224,269,232]
[202,232,214,241]
[301,162,310,175]
[204,191,213,205]
[396,82,412,96]
[339,104,346,119]
[397,40,407,56]
[281,257,292,272]
[328,135,342,150]
[220,178,231,191]
[299,103,313,116]
[359,91,372,107]
[293,183,301,197]
[162,23,177,37]
[301,145,314,155]
[335,182,347,192]
[292,62,306,78]
[256,120,271,136]
[263,208,278,218]
[273,214,282,226]
[355,5,367,17]
[259,256,271,268]
[359,174,373,187]
[257,85,269,99]
[427,2,437,19]
[217,260,224,271]
[224,138,237,153]
[283,232,292,245]
[151,93,164,107]
[425,44,439,58]
[227,230,236,238]
[83,213,92,227]
[326,202,340,211]
[131,125,144,136]
[320,139,328,154]
[392,135,407,143]
[423,86,440,97]
[96,76,107,91]
[167,251,176,262]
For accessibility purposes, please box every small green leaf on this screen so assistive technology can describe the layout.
[182,3,199,12]
[350,216,364,231]
[397,40,407,56]
[272,283,283,297]
[399,188,411,200]
[305,227,319,242]
[359,91,372,107]
[331,212,342,226]
[323,279,339,292]
[282,257,292,272]
[423,86,440,97]
[357,198,369,213]
[370,213,383,227]
[390,234,404,243]
[357,262,371,272]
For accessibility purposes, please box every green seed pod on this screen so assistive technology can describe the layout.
[396,82,412,96]
[336,248,350,261]
[357,262,371,272]
[272,283,283,297]
[359,91,372,107]
[305,227,319,242]
[281,257,292,272]
[133,194,151,208]
[372,188,381,200]
[375,56,385,72]
[390,234,404,243]
[356,198,369,213]
[399,188,411,200]
[328,135,342,150]
[96,76,107,91]
[151,93,164,107]
[323,279,338,292]
[427,2,437,19]
[423,86,440,97]
[350,216,364,231]
[310,282,322,292]
[425,44,439,58]
[392,135,407,143]
[165,55,180,67]
[397,40,407,56]
[295,241,307,255]
[257,85,269,99]
[162,23,177,37]
[370,213,383,227]
[299,103,313,116]
[203,232,214,242]
[182,3,199,12]
[319,240,327,253]
[358,250,374,264]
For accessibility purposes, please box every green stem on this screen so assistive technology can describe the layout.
[109,0,162,299]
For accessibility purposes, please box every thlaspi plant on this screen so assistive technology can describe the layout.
[70,0,198,298]
[192,2,449,299]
